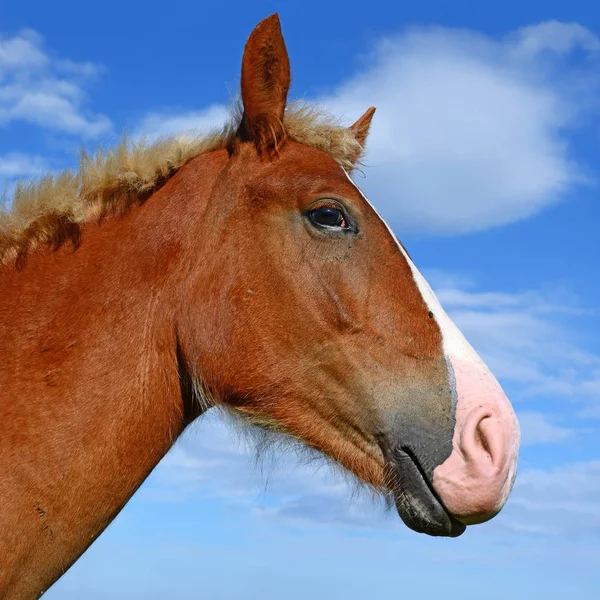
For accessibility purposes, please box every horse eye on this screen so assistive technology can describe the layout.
[309,206,347,228]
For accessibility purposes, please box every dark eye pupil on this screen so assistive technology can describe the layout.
[311,207,344,227]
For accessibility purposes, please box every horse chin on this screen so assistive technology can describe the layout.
[391,448,466,537]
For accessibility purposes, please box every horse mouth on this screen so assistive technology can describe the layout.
[391,447,466,537]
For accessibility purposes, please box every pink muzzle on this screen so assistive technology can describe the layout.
[433,353,520,524]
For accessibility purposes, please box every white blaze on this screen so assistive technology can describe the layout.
[343,170,520,518]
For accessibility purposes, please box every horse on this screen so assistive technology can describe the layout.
[0,14,520,599]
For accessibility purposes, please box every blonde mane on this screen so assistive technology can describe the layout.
[0,104,363,266]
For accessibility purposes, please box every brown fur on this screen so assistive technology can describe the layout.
[0,14,454,600]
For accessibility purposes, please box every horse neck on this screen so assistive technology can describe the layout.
[0,150,227,599]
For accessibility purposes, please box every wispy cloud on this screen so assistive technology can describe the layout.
[517,411,574,445]
[0,29,111,138]
[146,413,394,530]
[504,460,600,536]
[135,104,230,142]
[0,152,48,178]
[0,152,50,197]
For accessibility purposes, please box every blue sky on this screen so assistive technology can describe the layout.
[2,0,600,597]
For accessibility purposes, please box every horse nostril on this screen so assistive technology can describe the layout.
[456,406,505,475]
[470,412,503,471]
[475,416,493,463]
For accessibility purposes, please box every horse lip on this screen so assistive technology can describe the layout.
[391,447,466,538]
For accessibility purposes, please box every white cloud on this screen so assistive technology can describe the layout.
[517,411,573,445]
[0,30,110,137]
[0,152,48,178]
[147,413,399,530]
[503,460,600,536]
[321,21,600,234]
[0,29,47,70]
[135,105,229,142]
[0,152,50,197]
[509,20,600,57]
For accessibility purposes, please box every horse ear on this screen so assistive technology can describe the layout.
[236,14,291,157]
[348,107,376,163]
